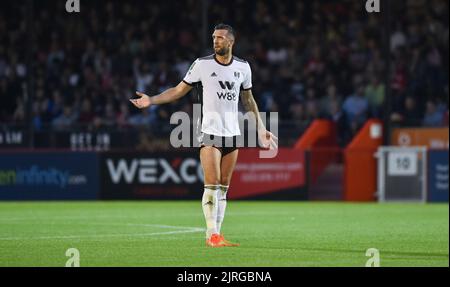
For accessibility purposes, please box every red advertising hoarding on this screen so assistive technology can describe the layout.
[229,148,306,199]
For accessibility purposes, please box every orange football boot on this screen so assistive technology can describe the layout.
[205,233,227,247]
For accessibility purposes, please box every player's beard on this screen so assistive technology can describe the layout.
[215,46,229,56]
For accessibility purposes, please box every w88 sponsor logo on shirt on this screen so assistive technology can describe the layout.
[217,81,237,101]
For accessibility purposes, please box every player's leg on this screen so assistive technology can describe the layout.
[217,148,240,246]
[217,148,239,233]
[199,146,222,244]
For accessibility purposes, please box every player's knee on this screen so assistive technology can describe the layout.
[204,178,221,186]
[220,177,231,186]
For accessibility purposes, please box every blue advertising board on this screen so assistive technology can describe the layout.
[428,150,449,202]
[0,152,99,200]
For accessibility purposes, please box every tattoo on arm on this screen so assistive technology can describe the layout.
[241,90,266,132]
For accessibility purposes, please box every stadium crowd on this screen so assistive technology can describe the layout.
[0,0,448,146]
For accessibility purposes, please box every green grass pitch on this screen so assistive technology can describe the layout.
[0,201,448,267]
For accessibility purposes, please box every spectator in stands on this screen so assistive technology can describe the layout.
[32,102,42,131]
[117,102,131,129]
[423,100,445,127]
[52,105,76,130]
[134,61,154,93]
[103,103,117,128]
[129,107,158,127]
[305,100,319,126]
[12,98,25,122]
[320,83,342,117]
[364,74,385,117]
[47,90,64,122]
[327,98,349,146]
[390,96,422,127]
[342,85,369,128]
[78,98,95,125]
[289,101,305,123]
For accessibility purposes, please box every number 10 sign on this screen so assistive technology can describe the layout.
[388,152,418,176]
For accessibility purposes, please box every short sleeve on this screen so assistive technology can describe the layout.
[241,62,252,90]
[183,59,201,85]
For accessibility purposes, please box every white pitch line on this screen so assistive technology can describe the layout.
[0,215,149,221]
[0,225,204,241]
[0,211,293,222]
[125,223,203,230]
[0,215,198,222]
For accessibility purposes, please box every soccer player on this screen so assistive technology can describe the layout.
[130,24,278,247]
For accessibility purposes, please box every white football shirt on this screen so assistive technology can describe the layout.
[183,54,252,137]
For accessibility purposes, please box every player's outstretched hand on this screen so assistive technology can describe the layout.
[258,129,278,150]
[130,92,152,109]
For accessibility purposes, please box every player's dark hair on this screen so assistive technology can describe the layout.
[214,23,235,38]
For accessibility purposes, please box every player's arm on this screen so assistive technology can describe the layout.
[130,81,192,109]
[241,89,278,149]
[241,89,266,133]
